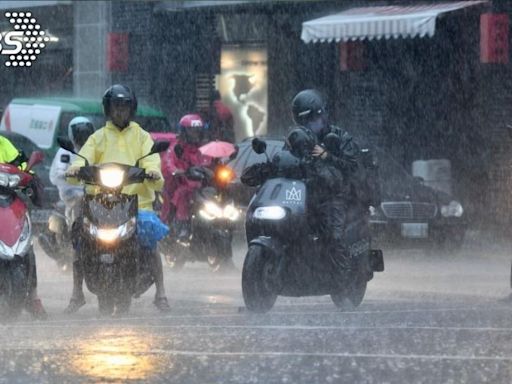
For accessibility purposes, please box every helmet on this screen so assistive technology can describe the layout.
[286,127,317,158]
[178,114,204,144]
[68,116,94,149]
[102,84,137,128]
[291,89,327,126]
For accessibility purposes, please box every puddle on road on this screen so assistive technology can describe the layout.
[69,329,168,381]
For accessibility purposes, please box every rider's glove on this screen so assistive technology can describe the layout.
[146,170,161,180]
[65,167,80,178]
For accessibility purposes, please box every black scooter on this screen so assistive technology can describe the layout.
[57,137,169,315]
[241,138,384,313]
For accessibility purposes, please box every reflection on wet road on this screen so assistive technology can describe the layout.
[2,240,512,383]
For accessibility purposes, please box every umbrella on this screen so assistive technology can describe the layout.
[199,141,236,158]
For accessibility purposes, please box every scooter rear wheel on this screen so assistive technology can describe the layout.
[242,245,277,313]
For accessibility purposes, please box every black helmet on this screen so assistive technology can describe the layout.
[286,127,317,158]
[102,84,138,119]
[68,116,95,148]
[291,89,326,126]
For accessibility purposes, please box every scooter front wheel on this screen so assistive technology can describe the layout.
[242,245,277,313]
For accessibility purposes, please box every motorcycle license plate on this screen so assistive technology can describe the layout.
[100,253,114,264]
[401,223,428,238]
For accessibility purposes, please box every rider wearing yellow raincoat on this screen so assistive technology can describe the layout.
[64,84,170,314]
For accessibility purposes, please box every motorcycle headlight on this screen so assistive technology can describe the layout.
[0,214,33,259]
[99,167,125,189]
[0,172,20,188]
[223,204,240,221]
[441,201,464,218]
[89,217,136,243]
[199,201,224,221]
[253,206,286,220]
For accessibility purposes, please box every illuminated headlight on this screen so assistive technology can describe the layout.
[223,204,240,221]
[99,167,125,189]
[199,201,224,221]
[0,173,20,188]
[199,202,241,221]
[0,214,31,260]
[441,201,464,218]
[253,206,286,220]
[88,217,136,243]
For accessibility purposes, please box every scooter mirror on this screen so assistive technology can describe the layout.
[136,140,171,168]
[151,140,170,155]
[228,144,239,161]
[57,137,76,154]
[26,151,44,171]
[252,138,267,154]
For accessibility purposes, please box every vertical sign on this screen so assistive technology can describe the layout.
[107,32,129,72]
[480,13,509,64]
[339,41,366,71]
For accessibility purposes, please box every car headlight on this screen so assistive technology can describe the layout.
[0,172,20,188]
[441,201,464,218]
[253,206,287,220]
[89,217,136,243]
[99,166,125,189]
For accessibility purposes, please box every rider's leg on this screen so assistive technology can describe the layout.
[171,186,193,238]
[64,218,86,314]
[318,200,351,272]
[147,248,171,312]
[26,249,48,319]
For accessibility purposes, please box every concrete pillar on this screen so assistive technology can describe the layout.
[73,1,111,98]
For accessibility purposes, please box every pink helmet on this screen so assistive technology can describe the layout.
[178,114,204,144]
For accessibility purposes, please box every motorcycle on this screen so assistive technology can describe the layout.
[161,162,241,271]
[0,151,45,318]
[240,138,384,313]
[57,137,169,315]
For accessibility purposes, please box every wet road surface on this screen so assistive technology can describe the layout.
[2,233,512,383]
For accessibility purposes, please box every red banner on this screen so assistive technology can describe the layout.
[339,42,365,71]
[107,33,129,72]
[480,13,509,64]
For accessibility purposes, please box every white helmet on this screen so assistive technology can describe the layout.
[68,116,94,149]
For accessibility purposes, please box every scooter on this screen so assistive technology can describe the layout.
[240,138,384,313]
[57,137,169,315]
[0,151,45,318]
[161,163,241,271]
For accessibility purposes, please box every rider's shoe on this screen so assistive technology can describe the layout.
[153,296,171,313]
[63,295,86,314]
[26,298,48,320]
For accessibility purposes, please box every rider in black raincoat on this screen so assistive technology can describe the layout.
[286,89,363,274]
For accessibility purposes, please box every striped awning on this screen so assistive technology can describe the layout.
[301,1,489,43]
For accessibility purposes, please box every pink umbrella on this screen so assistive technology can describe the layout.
[199,141,236,158]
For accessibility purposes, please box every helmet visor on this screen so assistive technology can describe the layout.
[110,100,132,128]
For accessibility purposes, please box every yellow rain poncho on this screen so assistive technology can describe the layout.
[0,135,26,169]
[70,121,163,211]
